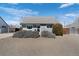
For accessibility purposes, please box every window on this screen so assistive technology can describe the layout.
[41,24,46,26]
[27,25,32,29]
[47,24,52,28]
[22,24,26,27]
[33,24,36,28]
[2,26,6,28]
[33,24,40,28]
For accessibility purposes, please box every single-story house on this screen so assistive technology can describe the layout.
[65,17,79,34]
[20,16,59,35]
[0,17,9,33]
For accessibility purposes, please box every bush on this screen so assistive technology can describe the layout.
[13,30,40,38]
[41,31,56,38]
[53,24,63,36]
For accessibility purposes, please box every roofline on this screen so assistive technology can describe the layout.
[20,23,60,25]
[0,16,9,27]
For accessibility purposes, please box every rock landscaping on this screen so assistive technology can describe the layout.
[13,30,40,38]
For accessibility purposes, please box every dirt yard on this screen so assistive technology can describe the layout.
[0,33,13,39]
[0,34,79,56]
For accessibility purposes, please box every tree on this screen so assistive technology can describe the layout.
[53,23,63,36]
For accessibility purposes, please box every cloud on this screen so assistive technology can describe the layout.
[7,3,19,5]
[64,13,79,18]
[65,13,77,17]
[57,12,79,26]
[0,7,39,25]
[7,20,19,25]
[0,7,39,17]
[4,16,20,25]
[59,3,75,8]
[32,3,47,5]
[7,19,21,28]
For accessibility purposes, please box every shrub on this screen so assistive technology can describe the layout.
[41,31,56,38]
[13,30,40,38]
[53,24,63,36]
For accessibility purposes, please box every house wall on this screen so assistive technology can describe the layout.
[64,27,79,34]
[23,28,37,31]
[39,26,52,35]
[0,26,8,33]
[63,28,69,34]
[63,27,79,34]
[0,17,8,33]
[0,28,1,33]
[69,27,78,34]
[22,24,53,35]
[1,27,8,33]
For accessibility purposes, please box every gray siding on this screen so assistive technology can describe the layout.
[0,17,8,33]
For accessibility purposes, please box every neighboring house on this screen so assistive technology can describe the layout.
[0,17,9,33]
[20,16,59,35]
[63,28,69,34]
[9,25,16,32]
[65,17,79,34]
[9,25,21,32]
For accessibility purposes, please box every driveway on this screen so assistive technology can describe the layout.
[0,33,14,39]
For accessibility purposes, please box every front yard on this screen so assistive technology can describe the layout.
[0,34,79,56]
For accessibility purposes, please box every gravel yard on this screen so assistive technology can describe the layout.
[0,34,79,56]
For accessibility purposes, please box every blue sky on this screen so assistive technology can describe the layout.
[0,3,79,26]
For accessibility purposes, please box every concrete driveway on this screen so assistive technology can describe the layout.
[0,33,14,39]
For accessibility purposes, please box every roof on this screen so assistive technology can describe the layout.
[66,17,79,28]
[20,16,59,24]
[0,16,9,27]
